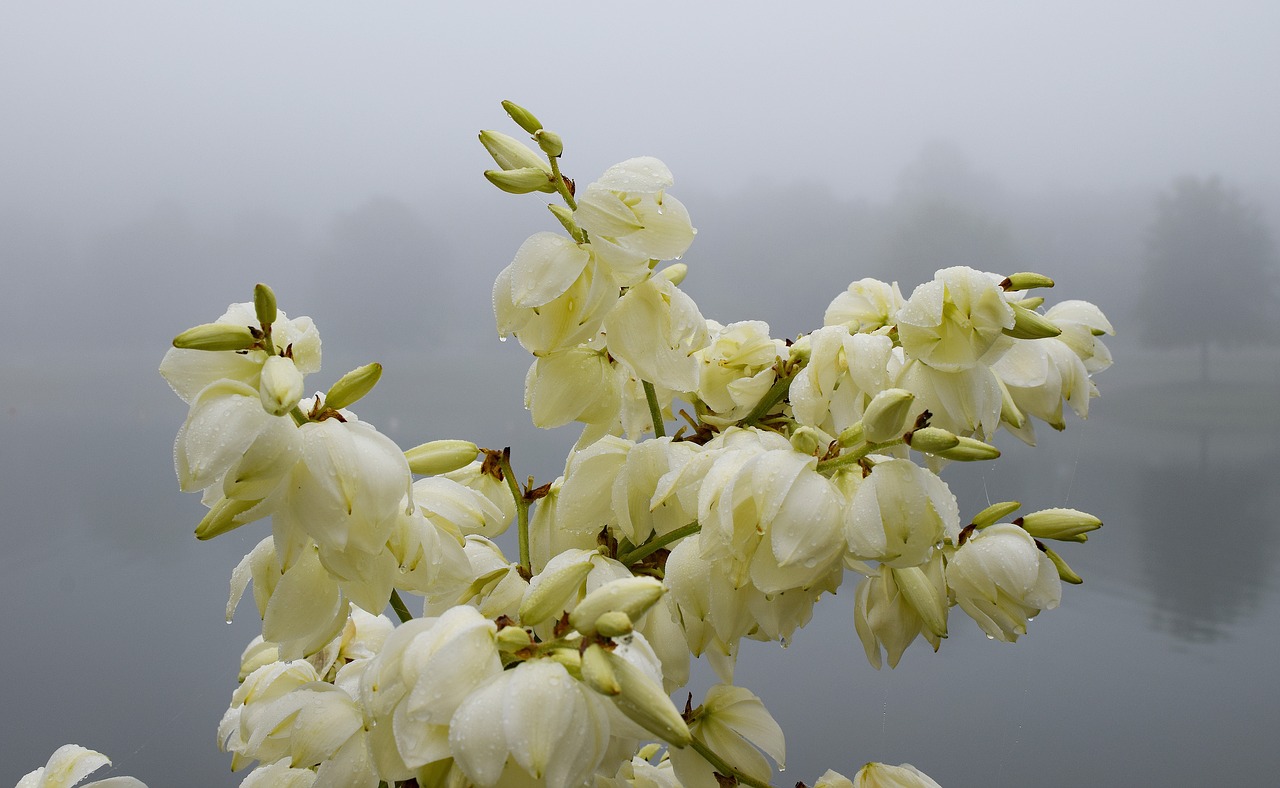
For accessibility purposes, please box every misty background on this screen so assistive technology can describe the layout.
[3,3,1279,786]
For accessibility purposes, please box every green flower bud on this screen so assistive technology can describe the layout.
[1017,508,1102,541]
[479,130,549,172]
[1043,546,1084,584]
[1020,296,1046,310]
[548,203,586,243]
[405,439,480,476]
[605,647,691,747]
[862,388,916,443]
[903,426,960,454]
[172,323,258,352]
[932,435,1002,461]
[520,560,594,627]
[1001,272,1056,291]
[323,362,382,411]
[496,625,534,653]
[996,377,1025,429]
[569,576,665,637]
[535,129,563,158]
[1004,303,1062,339]
[790,426,824,457]
[971,500,1021,528]
[836,422,866,448]
[658,263,688,286]
[195,496,263,540]
[258,355,304,417]
[547,647,583,672]
[253,283,278,326]
[501,100,543,134]
[581,643,621,696]
[594,610,635,638]
[484,167,557,195]
[891,565,947,638]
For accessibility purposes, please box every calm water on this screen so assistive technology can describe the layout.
[3,342,1278,786]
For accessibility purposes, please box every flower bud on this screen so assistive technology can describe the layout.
[172,322,258,351]
[790,426,824,456]
[569,576,665,637]
[903,426,960,454]
[548,203,586,242]
[996,376,1025,428]
[931,435,1001,461]
[1017,507,1102,541]
[478,129,548,171]
[323,362,382,411]
[581,643,621,696]
[484,167,557,194]
[836,422,866,448]
[253,283,278,326]
[1019,295,1046,310]
[971,500,1021,528]
[1043,545,1083,584]
[535,129,563,158]
[258,355,304,416]
[547,647,583,671]
[862,388,916,443]
[195,496,263,540]
[496,625,533,653]
[594,610,635,638]
[1004,303,1062,339]
[605,647,691,747]
[658,263,688,286]
[501,100,543,134]
[520,559,594,627]
[404,439,480,476]
[1001,272,1055,291]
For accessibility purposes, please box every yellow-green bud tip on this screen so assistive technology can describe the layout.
[172,323,259,352]
[324,362,382,411]
[253,283,278,326]
[405,439,481,476]
[501,100,543,134]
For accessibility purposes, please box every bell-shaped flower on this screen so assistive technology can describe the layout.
[174,379,292,494]
[668,684,785,788]
[789,327,894,436]
[663,538,743,682]
[599,752,681,788]
[410,475,508,539]
[613,437,701,547]
[236,762,317,788]
[850,762,943,788]
[359,606,503,780]
[228,538,349,660]
[160,301,320,404]
[257,355,305,416]
[896,266,1014,372]
[947,523,1062,642]
[528,477,602,572]
[524,345,624,439]
[424,536,528,620]
[574,157,696,265]
[823,278,905,333]
[493,254,619,355]
[991,335,1092,440]
[853,553,947,669]
[387,505,471,597]
[442,460,518,533]
[1046,299,1114,374]
[693,320,786,427]
[605,275,709,394]
[449,659,613,788]
[556,435,634,537]
[894,356,1003,441]
[16,745,146,788]
[845,459,960,568]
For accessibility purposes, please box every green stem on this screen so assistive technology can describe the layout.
[739,369,798,427]
[814,438,903,475]
[499,451,532,574]
[617,521,700,566]
[289,405,309,426]
[642,380,666,438]
[689,738,775,788]
[548,156,577,211]
[389,590,414,624]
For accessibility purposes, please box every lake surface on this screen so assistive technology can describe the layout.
[3,341,1278,786]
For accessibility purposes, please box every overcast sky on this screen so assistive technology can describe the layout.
[3,1,1278,231]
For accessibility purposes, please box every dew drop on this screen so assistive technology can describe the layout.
[986,634,995,640]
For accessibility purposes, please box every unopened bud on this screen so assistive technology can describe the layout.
[195,496,263,540]
[594,610,635,638]
[1017,508,1102,541]
[501,100,543,134]
[172,323,258,352]
[892,566,947,638]
[790,426,824,457]
[836,422,866,448]
[548,203,585,243]
[581,643,621,696]
[971,500,1021,528]
[535,129,563,158]
[405,439,480,476]
[253,283,278,326]
[478,129,549,172]
[606,648,691,747]
[547,647,583,672]
[996,377,1025,429]
[496,625,533,653]
[520,559,593,627]
[904,426,960,454]
[323,362,382,411]
[862,388,916,443]
[1001,272,1055,291]
[569,576,665,637]
[933,435,1001,461]
[1043,546,1083,584]
[658,263,688,286]
[259,355,304,417]
[485,167,557,194]
[1004,303,1062,340]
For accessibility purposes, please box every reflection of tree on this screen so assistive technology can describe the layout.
[1136,177,1279,381]
[1137,434,1280,642]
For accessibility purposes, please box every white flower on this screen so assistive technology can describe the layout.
[694,320,786,426]
[947,523,1062,642]
[574,157,696,265]
[824,278,904,332]
[258,355,305,416]
[844,459,960,568]
[174,379,295,494]
[524,346,623,438]
[850,761,943,788]
[493,253,618,355]
[896,266,1014,372]
[605,275,709,393]
[789,327,894,435]
[227,537,349,660]
[853,554,947,669]
[16,745,145,788]
[668,685,785,788]
[894,358,1002,440]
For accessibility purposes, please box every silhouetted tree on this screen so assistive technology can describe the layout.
[1137,177,1278,380]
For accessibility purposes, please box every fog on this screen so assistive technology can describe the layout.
[3,3,1279,786]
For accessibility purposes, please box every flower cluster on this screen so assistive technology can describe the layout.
[147,102,1114,788]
